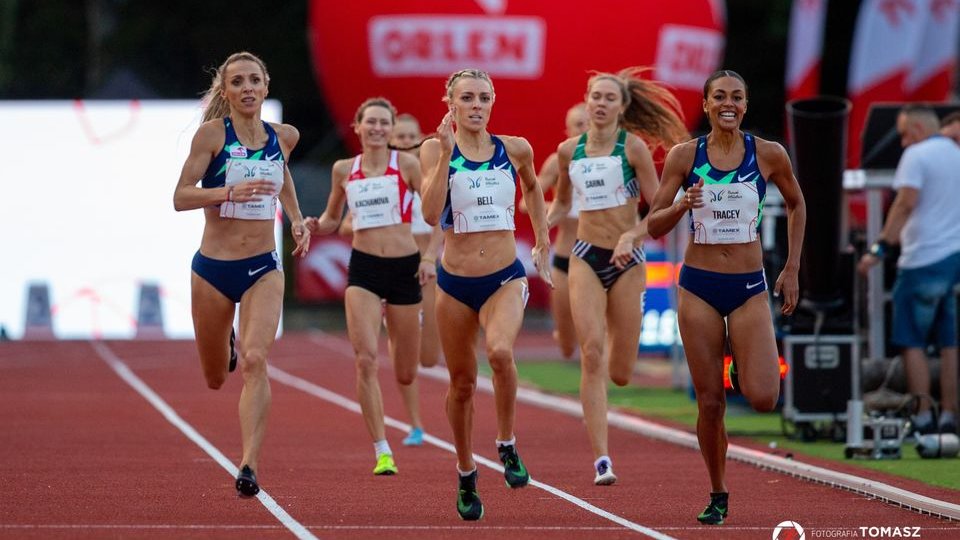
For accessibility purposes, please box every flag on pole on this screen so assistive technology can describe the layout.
[786,0,829,102]
[847,0,924,167]
[904,0,960,101]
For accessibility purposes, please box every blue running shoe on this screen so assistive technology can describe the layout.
[403,427,424,446]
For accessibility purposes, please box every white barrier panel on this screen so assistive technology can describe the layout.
[0,100,282,339]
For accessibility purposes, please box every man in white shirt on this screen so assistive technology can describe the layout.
[858,105,960,436]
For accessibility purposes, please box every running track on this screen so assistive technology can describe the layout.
[1,334,958,539]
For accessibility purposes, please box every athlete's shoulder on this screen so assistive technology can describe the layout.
[665,138,698,161]
[331,157,354,177]
[753,135,789,163]
[499,135,533,162]
[556,134,580,158]
[269,122,300,145]
[396,150,420,171]
[193,118,226,150]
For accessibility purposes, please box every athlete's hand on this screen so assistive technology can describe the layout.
[437,109,455,154]
[611,233,640,270]
[417,259,437,286]
[532,242,553,289]
[303,216,320,236]
[683,178,704,209]
[230,179,276,203]
[291,220,310,258]
[774,267,799,315]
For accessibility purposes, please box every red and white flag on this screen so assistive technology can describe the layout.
[904,0,960,101]
[847,0,924,167]
[786,0,828,101]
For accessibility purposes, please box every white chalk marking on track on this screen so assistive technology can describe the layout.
[308,332,960,522]
[268,364,675,540]
[90,341,319,540]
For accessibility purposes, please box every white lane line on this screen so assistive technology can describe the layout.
[90,341,319,540]
[268,364,675,540]
[307,332,960,522]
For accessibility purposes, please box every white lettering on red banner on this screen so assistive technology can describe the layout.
[655,25,725,90]
[368,16,545,78]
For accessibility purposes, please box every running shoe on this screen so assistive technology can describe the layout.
[727,359,740,393]
[497,444,530,488]
[697,492,729,525]
[402,427,424,446]
[236,465,260,498]
[373,453,398,475]
[228,328,238,373]
[456,470,483,521]
[594,459,617,486]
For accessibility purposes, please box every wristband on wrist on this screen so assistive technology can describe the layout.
[869,239,890,258]
[421,257,436,265]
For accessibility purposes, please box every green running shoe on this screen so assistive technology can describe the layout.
[457,470,483,521]
[497,444,530,488]
[373,453,397,475]
[697,492,729,525]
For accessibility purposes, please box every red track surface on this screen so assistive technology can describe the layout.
[1,334,958,539]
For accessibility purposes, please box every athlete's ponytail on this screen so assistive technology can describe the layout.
[201,52,270,123]
[587,67,688,152]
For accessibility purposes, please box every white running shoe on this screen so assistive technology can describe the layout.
[594,459,617,485]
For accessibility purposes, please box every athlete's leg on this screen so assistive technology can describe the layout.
[436,288,481,472]
[606,263,646,387]
[345,286,388,444]
[385,302,424,433]
[191,272,237,389]
[419,279,443,367]
[727,293,780,412]
[568,257,611,460]
[550,268,578,359]
[236,270,284,472]
[478,279,527,441]
[678,288,728,493]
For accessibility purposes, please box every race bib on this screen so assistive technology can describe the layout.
[346,174,402,230]
[449,168,516,233]
[692,181,760,244]
[220,159,283,221]
[569,155,629,211]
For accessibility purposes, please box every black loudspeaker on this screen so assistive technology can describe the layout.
[861,103,960,169]
[786,97,851,308]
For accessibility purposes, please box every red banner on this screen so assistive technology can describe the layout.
[307,0,725,162]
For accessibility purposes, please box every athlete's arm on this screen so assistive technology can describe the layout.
[305,160,349,237]
[273,124,309,257]
[546,139,575,229]
[419,112,454,226]
[611,135,660,268]
[759,138,806,315]
[173,121,226,211]
[647,140,697,238]
[506,135,553,288]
